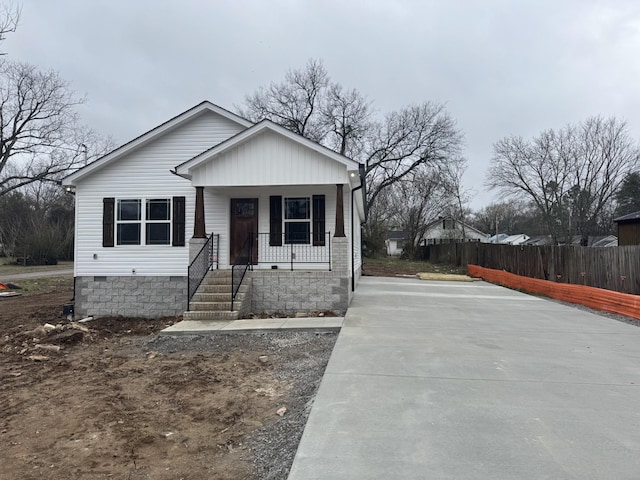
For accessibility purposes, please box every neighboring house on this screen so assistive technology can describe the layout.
[487,233,529,245]
[63,101,366,319]
[385,231,406,256]
[420,217,488,245]
[523,235,554,246]
[502,234,530,245]
[614,210,640,246]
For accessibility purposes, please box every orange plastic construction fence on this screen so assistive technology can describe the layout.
[467,264,640,320]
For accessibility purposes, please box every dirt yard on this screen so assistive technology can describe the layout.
[0,284,337,480]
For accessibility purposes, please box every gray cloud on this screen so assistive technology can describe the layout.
[7,0,640,207]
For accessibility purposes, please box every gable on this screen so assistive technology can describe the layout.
[189,129,352,187]
[64,102,251,186]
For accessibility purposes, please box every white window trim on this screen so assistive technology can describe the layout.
[116,198,172,246]
[284,196,311,245]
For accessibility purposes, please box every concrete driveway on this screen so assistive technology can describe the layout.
[288,276,640,479]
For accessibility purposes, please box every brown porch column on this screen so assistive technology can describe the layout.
[193,186,206,238]
[334,183,346,237]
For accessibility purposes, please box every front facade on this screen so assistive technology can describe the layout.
[64,102,365,319]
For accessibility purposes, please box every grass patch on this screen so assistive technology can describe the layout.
[0,260,73,276]
[363,257,466,277]
[2,275,73,296]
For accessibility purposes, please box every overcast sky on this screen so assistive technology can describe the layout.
[6,0,640,208]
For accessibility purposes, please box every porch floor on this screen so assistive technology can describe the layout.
[159,316,344,336]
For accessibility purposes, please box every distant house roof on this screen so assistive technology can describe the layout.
[614,210,640,223]
[503,234,529,245]
[523,235,554,246]
[422,217,488,237]
[487,233,509,243]
[386,230,406,240]
[591,235,618,247]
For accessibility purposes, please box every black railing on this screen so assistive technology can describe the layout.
[187,233,219,310]
[256,232,331,270]
[231,233,254,311]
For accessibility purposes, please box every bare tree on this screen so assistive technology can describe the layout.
[0,60,94,196]
[240,59,329,142]
[470,200,539,237]
[241,59,464,215]
[439,156,473,241]
[364,102,463,212]
[388,168,453,258]
[486,117,639,244]
[0,3,19,53]
[321,83,372,157]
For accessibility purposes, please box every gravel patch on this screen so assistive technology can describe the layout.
[145,331,338,479]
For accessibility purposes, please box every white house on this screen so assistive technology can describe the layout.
[385,231,406,256]
[63,101,366,319]
[420,217,488,245]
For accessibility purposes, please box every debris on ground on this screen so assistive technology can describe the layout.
[0,291,21,297]
[0,288,337,480]
[416,272,476,282]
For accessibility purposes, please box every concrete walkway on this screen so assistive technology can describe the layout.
[288,276,640,479]
[160,316,343,335]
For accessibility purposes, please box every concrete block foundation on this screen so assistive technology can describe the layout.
[74,275,187,318]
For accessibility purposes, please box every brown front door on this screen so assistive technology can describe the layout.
[230,198,258,264]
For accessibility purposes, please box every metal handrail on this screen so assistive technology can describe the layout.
[187,233,219,310]
[231,233,254,311]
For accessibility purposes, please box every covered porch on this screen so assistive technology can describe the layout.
[173,120,365,318]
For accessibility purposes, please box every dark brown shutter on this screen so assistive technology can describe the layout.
[312,195,326,246]
[103,198,115,247]
[172,196,186,246]
[269,195,282,246]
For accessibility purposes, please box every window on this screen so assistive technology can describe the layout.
[115,198,170,246]
[104,196,184,248]
[117,199,141,245]
[284,197,310,244]
[146,199,170,245]
[269,195,325,246]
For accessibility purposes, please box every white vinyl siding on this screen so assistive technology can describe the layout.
[74,112,244,276]
[204,185,342,269]
[191,130,347,186]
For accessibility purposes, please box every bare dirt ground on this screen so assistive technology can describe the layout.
[0,283,337,480]
[363,257,466,277]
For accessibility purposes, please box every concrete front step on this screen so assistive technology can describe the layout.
[197,284,248,294]
[192,292,239,303]
[183,310,240,321]
[190,301,237,311]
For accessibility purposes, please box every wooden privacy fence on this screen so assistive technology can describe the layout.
[425,243,640,295]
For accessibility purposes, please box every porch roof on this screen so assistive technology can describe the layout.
[173,120,361,179]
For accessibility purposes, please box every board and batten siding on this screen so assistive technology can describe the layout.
[191,130,348,187]
[204,185,350,270]
[74,112,245,276]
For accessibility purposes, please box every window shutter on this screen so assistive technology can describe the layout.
[102,198,115,247]
[312,195,326,246]
[269,196,282,246]
[172,196,186,246]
